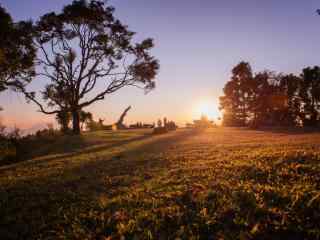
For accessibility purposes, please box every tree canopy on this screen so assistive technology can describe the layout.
[0,5,35,98]
[219,62,254,126]
[24,0,159,134]
[220,62,320,128]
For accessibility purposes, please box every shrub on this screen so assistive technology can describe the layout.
[152,127,168,135]
[0,127,18,165]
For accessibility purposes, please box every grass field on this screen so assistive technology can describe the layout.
[1,128,320,239]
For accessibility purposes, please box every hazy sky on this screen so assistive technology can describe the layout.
[1,0,320,129]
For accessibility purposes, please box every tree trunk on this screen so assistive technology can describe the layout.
[72,110,81,135]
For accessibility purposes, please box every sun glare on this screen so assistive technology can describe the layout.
[194,100,221,122]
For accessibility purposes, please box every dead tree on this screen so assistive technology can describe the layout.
[116,106,131,129]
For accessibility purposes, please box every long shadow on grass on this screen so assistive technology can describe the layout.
[0,131,153,170]
[254,126,320,135]
[0,129,197,240]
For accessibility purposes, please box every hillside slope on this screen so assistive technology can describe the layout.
[1,128,320,239]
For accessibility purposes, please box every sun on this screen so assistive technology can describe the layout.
[194,100,221,122]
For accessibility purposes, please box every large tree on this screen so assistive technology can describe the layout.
[0,5,35,103]
[55,111,71,133]
[220,63,303,128]
[25,0,159,134]
[299,67,320,126]
[220,61,254,126]
[56,110,92,133]
[249,71,274,127]
[278,74,301,126]
[250,72,299,127]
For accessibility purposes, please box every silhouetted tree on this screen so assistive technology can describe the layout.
[24,0,159,134]
[0,5,35,106]
[220,60,320,128]
[79,111,93,130]
[249,71,271,126]
[166,121,178,131]
[116,106,131,129]
[55,111,71,133]
[278,74,301,126]
[250,71,295,127]
[299,67,320,126]
[56,110,92,132]
[220,62,254,126]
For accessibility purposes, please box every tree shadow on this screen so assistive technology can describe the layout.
[0,130,196,239]
[1,130,153,168]
[253,126,320,135]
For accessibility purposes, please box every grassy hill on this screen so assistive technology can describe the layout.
[1,128,320,239]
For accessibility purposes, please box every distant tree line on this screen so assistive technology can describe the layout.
[220,62,320,128]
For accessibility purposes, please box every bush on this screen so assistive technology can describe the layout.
[152,127,168,135]
[166,121,178,131]
[0,124,62,166]
[87,120,104,131]
[0,127,18,166]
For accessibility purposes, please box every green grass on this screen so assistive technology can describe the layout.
[15,129,153,161]
[0,128,320,239]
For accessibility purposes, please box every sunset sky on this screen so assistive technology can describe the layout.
[1,0,320,130]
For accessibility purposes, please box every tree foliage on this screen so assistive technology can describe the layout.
[56,110,92,133]
[220,62,320,128]
[79,111,93,130]
[299,67,320,126]
[55,111,72,133]
[24,0,159,134]
[219,62,254,126]
[0,5,35,97]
